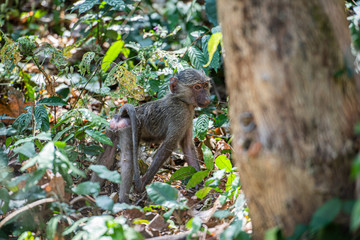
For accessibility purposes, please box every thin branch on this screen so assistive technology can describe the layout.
[0,198,57,228]
[180,29,211,61]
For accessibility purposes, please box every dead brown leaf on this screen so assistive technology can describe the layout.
[0,87,33,124]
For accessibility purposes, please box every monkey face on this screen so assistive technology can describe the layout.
[191,82,211,107]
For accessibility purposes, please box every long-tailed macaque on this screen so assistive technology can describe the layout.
[91,68,211,202]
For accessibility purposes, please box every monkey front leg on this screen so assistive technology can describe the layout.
[180,127,201,171]
[141,141,177,191]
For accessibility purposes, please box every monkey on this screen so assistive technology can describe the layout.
[91,68,211,203]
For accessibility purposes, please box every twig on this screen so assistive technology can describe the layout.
[121,1,141,28]
[0,198,57,228]
[69,195,95,205]
[71,65,99,109]
[180,29,211,61]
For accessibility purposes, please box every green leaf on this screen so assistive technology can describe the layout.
[63,218,89,236]
[54,141,66,148]
[53,126,73,142]
[202,143,213,171]
[186,217,202,240]
[226,173,236,192]
[72,0,99,15]
[104,0,125,10]
[264,227,284,240]
[80,144,104,155]
[89,165,121,184]
[102,40,125,72]
[85,129,113,146]
[79,52,95,75]
[310,198,342,232]
[351,198,360,231]
[78,108,109,126]
[213,210,234,219]
[188,46,207,70]
[46,215,62,240]
[0,188,10,213]
[13,142,36,158]
[205,0,218,26]
[220,220,250,240]
[96,195,114,211]
[12,106,32,133]
[35,105,50,131]
[203,32,222,67]
[194,114,209,140]
[146,182,179,208]
[215,155,232,172]
[20,142,55,171]
[351,154,360,178]
[169,166,197,182]
[37,97,67,106]
[72,181,100,196]
[186,170,209,189]
[287,224,308,240]
[195,186,212,200]
[113,203,142,213]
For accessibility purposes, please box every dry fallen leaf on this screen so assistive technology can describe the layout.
[0,87,33,124]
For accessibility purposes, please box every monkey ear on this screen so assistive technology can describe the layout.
[169,77,178,93]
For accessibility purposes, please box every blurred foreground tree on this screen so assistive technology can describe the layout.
[218,0,360,239]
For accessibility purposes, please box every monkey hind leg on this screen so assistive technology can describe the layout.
[91,129,119,186]
[118,127,134,203]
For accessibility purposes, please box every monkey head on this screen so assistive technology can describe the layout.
[170,68,211,108]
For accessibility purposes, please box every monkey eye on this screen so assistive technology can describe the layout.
[203,83,209,89]
[193,84,202,90]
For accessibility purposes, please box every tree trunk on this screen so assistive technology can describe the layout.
[217,0,360,238]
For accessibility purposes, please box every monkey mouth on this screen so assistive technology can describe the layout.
[197,102,210,108]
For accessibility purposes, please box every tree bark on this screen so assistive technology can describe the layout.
[217,0,360,238]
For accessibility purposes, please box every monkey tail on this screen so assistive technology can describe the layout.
[119,104,142,192]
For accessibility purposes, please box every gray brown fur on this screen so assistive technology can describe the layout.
[91,68,211,203]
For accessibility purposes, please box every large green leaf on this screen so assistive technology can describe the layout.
[187,46,207,70]
[205,0,218,26]
[20,142,55,171]
[78,108,109,126]
[72,0,99,15]
[102,40,125,72]
[215,155,232,172]
[46,215,63,240]
[186,170,209,189]
[264,227,284,240]
[85,129,113,146]
[351,198,360,231]
[169,166,197,182]
[146,182,179,208]
[194,114,209,140]
[37,97,67,106]
[310,198,342,232]
[112,203,142,213]
[195,186,212,200]
[35,105,50,131]
[202,143,214,171]
[72,181,100,196]
[53,126,73,141]
[0,188,10,213]
[79,52,95,75]
[12,106,32,133]
[95,195,114,211]
[13,141,36,158]
[104,0,125,10]
[203,32,222,68]
[89,165,121,184]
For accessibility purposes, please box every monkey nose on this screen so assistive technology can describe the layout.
[199,99,210,108]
